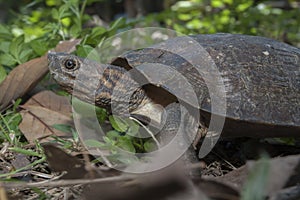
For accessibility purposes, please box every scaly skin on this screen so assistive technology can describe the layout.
[48,52,152,115]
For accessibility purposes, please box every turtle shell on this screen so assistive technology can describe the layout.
[111,33,300,137]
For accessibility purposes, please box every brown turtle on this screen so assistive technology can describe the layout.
[48,33,300,140]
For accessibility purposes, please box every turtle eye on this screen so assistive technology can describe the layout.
[64,59,78,70]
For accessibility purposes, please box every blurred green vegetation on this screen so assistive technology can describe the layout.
[165,0,300,41]
[0,0,299,75]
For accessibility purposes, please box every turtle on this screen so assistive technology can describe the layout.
[48,33,300,144]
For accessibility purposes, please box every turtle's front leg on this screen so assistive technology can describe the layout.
[159,102,203,175]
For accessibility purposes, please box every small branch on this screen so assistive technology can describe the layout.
[2,175,134,189]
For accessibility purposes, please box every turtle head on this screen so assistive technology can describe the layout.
[47,52,149,113]
[48,52,86,92]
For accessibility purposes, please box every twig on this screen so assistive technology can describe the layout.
[2,175,134,189]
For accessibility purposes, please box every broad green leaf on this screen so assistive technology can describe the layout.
[0,53,17,67]
[144,139,157,152]
[241,155,270,200]
[126,120,139,136]
[0,24,12,40]
[0,65,7,84]
[46,0,59,6]
[58,5,72,19]
[30,39,49,56]
[84,139,105,148]
[9,35,24,57]
[106,130,121,140]
[178,13,193,21]
[90,26,106,38]
[19,48,34,63]
[236,2,253,12]
[109,115,128,133]
[61,17,72,27]
[70,24,80,37]
[0,41,11,53]
[95,107,107,123]
[51,8,60,20]
[113,153,139,165]
[117,137,136,153]
[103,136,115,146]
[76,44,94,57]
[76,45,100,63]
[211,0,225,8]
[29,10,43,23]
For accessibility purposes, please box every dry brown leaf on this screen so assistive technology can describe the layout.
[83,165,193,200]
[24,90,72,114]
[214,154,300,196]
[0,56,48,111]
[20,105,72,142]
[19,90,73,142]
[0,39,80,111]
[42,144,89,179]
[54,39,81,53]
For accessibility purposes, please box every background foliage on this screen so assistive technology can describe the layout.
[0,0,299,77]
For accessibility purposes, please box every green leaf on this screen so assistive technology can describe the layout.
[0,65,7,84]
[13,98,22,112]
[113,153,139,165]
[95,107,107,123]
[51,8,60,20]
[109,115,128,133]
[84,139,105,148]
[9,35,25,57]
[58,5,72,19]
[19,48,34,63]
[52,124,72,133]
[72,97,97,117]
[0,42,11,53]
[117,137,136,153]
[30,39,49,56]
[211,0,225,8]
[106,130,122,140]
[108,116,139,136]
[70,24,80,37]
[46,0,60,6]
[76,44,94,57]
[109,17,127,31]
[144,139,157,152]
[0,53,17,67]
[0,24,12,40]
[90,26,106,38]
[76,44,101,62]
[241,154,270,200]
[126,120,139,136]
[236,2,253,12]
